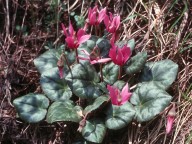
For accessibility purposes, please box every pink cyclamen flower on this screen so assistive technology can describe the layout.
[107,83,132,106]
[109,43,131,66]
[61,22,91,49]
[166,104,176,134]
[88,6,106,25]
[104,12,120,33]
[78,49,111,64]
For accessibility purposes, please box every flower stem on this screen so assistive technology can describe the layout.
[62,53,71,72]
[90,26,93,33]
[95,26,98,36]
[118,66,122,79]
[75,49,79,63]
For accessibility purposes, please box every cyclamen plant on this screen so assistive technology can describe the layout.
[13,6,178,143]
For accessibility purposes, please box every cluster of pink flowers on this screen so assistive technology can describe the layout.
[59,6,176,135]
[60,5,133,106]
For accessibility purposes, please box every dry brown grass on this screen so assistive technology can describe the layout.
[0,0,191,143]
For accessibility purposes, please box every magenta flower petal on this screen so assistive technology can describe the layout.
[69,22,75,36]
[65,36,77,49]
[120,83,132,104]
[62,23,90,49]
[90,13,97,25]
[104,13,120,33]
[88,8,92,20]
[77,29,85,39]
[88,6,106,25]
[97,7,107,23]
[109,46,117,61]
[166,104,176,134]
[78,34,91,45]
[109,12,113,20]
[107,85,119,105]
[90,58,111,65]
[104,14,109,28]
[116,49,124,65]
[77,29,90,45]
[107,83,132,106]
[88,6,97,25]
[109,43,131,66]
[166,116,174,134]
[109,45,124,65]
[121,45,131,64]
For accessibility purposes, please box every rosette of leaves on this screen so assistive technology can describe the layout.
[13,33,179,144]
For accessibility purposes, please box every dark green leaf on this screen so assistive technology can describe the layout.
[130,83,172,122]
[102,62,119,84]
[124,52,147,75]
[40,67,72,101]
[140,59,178,89]
[105,102,135,130]
[113,80,126,90]
[65,51,76,65]
[84,96,109,114]
[46,101,82,123]
[96,38,111,58]
[34,47,75,74]
[66,62,102,99]
[13,93,49,123]
[34,49,60,74]
[82,119,106,143]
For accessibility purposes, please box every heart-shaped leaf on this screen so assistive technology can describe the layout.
[82,119,106,143]
[102,62,119,84]
[105,102,135,130]
[130,83,172,122]
[84,96,109,114]
[66,62,103,99]
[13,93,49,123]
[124,52,147,75]
[46,101,82,123]
[34,47,75,74]
[34,49,60,74]
[40,67,72,101]
[140,59,178,89]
